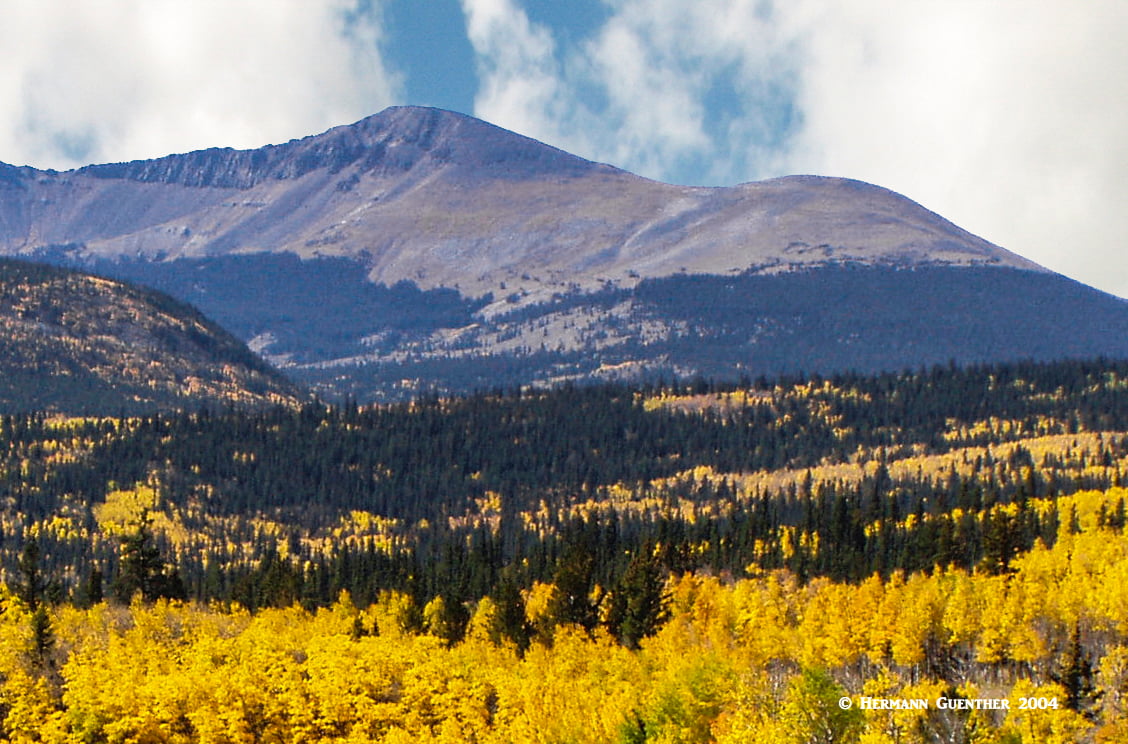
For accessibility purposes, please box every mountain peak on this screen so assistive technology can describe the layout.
[72,106,606,189]
[1,106,1043,296]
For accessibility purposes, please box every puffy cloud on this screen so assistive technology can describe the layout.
[461,0,1128,297]
[0,0,400,169]
[460,0,792,182]
[777,0,1128,297]
[459,0,603,166]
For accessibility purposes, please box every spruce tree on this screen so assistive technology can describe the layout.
[489,577,531,654]
[18,538,54,669]
[606,550,670,649]
[547,547,599,634]
[112,512,185,603]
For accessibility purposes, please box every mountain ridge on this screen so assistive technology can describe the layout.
[0,106,1119,402]
[0,105,1040,303]
[70,107,610,190]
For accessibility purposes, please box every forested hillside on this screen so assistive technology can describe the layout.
[0,258,302,413]
[86,259,1128,401]
[4,358,1128,741]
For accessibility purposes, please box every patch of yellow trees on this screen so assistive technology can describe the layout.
[3,490,1128,742]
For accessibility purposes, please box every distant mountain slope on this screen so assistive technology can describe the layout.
[0,106,1040,304]
[0,259,302,413]
[0,106,1120,402]
[279,265,1128,401]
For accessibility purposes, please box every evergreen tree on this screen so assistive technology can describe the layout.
[74,568,104,609]
[30,605,54,669]
[606,550,670,649]
[112,513,185,603]
[547,547,599,634]
[18,537,54,669]
[17,537,45,611]
[489,576,531,654]
[1054,623,1098,714]
[423,594,469,647]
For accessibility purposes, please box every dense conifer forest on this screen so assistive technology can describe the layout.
[3,357,1128,741]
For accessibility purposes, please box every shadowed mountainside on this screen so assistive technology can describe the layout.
[0,258,302,413]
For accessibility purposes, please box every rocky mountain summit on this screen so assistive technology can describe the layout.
[0,106,1038,302]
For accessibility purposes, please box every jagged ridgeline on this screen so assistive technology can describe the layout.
[7,357,1128,611]
[0,258,302,413]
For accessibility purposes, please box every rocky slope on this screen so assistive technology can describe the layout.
[0,106,1040,303]
[0,258,302,413]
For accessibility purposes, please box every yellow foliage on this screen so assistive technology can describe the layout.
[94,483,160,534]
[1001,679,1093,744]
[5,488,1128,740]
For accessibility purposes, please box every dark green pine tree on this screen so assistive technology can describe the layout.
[1054,623,1098,714]
[546,547,600,635]
[112,512,186,603]
[74,568,104,609]
[18,538,54,668]
[980,508,1018,575]
[17,538,45,611]
[605,550,670,649]
[489,576,531,654]
[29,605,54,669]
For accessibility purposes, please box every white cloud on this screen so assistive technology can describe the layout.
[775,0,1128,298]
[460,0,561,132]
[459,0,604,166]
[0,0,400,169]
[461,0,1128,297]
[460,0,789,182]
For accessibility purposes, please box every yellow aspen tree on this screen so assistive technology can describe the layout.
[975,576,1016,664]
[1092,644,1128,743]
[1,669,68,743]
[854,668,945,744]
[734,571,801,665]
[851,574,887,662]
[1002,573,1049,665]
[778,667,864,744]
[799,579,860,668]
[710,670,788,744]
[867,571,905,664]
[940,568,984,654]
[1001,678,1093,744]
[465,596,498,644]
[888,572,942,669]
[522,581,557,645]
[488,625,617,744]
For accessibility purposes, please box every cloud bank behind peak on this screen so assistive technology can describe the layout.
[0,0,400,171]
[460,0,1128,299]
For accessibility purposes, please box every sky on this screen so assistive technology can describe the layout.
[2,0,1125,298]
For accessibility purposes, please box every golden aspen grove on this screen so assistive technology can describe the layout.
[3,359,1128,742]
